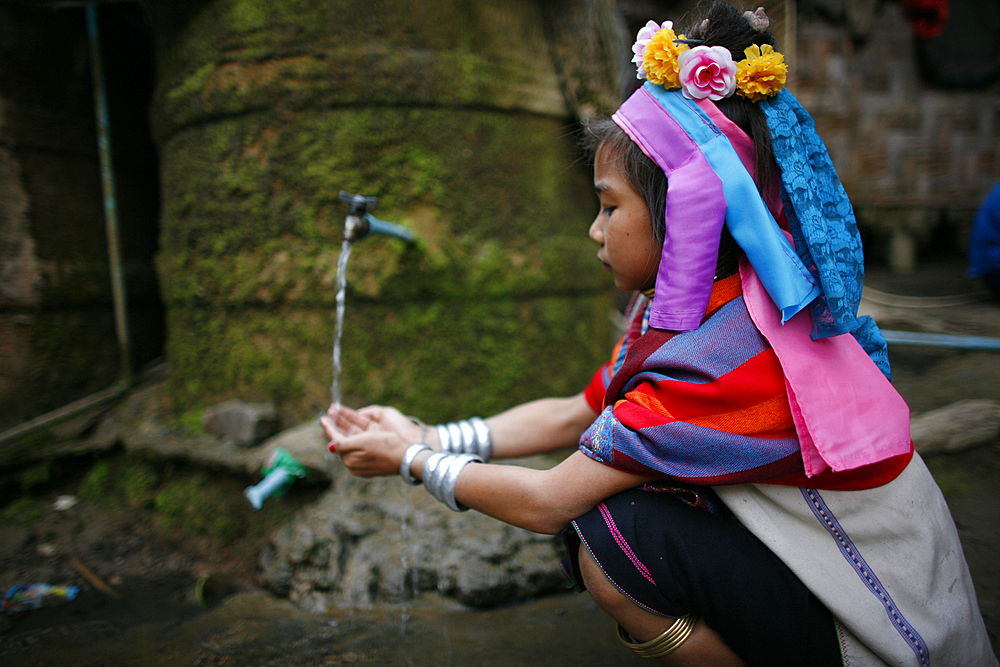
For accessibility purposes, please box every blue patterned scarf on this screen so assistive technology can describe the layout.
[761,90,890,378]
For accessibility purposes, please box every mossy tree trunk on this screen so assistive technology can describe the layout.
[149,0,626,425]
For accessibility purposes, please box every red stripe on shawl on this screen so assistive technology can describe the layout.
[617,350,795,435]
[615,391,796,440]
[704,273,743,315]
[603,275,742,409]
[605,326,676,405]
[764,444,915,490]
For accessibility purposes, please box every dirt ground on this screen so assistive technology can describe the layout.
[1,259,998,665]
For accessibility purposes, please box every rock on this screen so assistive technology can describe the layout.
[261,459,568,610]
[202,400,280,447]
[85,383,575,611]
[248,421,332,479]
[911,399,1000,454]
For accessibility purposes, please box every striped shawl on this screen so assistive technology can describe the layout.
[581,275,910,490]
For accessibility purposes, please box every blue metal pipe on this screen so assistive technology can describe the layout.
[882,330,1000,351]
[87,2,132,387]
[363,213,415,243]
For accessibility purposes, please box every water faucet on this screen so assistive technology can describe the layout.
[338,191,415,243]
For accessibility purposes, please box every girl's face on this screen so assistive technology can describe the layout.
[589,147,662,292]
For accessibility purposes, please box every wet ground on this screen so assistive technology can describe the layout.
[0,459,645,666]
[1,259,999,665]
[1,585,643,667]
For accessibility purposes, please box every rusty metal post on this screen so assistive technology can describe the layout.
[86,2,132,388]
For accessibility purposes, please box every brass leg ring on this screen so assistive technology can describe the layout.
[617,613,699,658]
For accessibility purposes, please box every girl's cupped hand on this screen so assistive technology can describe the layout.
[322,404,425,444]
[320,413,410,477]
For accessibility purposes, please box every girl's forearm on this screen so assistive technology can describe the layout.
[483,393,599,459]
[409,449,652,534]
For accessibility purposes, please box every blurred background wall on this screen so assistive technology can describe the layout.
[1,0,998,437]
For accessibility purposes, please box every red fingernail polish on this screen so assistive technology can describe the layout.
[328,441,336,453]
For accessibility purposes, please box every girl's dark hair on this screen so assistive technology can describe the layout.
[584,1,778,280]
[684,1,777,190]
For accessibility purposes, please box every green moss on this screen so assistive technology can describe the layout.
[61,453,295,544]
[165,62,215,103]
[151,1,568,140]
[173,408,206,436]
[164,288,613,427]
[158,106,599,306]
[156,105,609,424]
[149,0,623,424]
[78,460,115,503]
[226,1,270,32]
[154,472,241,543]
[121,459,161,509]
[20,462,52,491]
[1,497,44,524]
[76,456,162,510]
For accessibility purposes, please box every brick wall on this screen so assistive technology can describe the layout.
[0,4,161,435]
[792,3,1000,270]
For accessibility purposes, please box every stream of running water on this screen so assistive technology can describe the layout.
[329,234,420,649]
[331,238,353,409]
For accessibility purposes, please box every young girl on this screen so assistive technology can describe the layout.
[321,3,997,665]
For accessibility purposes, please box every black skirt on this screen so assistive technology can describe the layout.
[561,487,843,667]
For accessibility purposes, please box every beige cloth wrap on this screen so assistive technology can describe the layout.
[715,454,997,667]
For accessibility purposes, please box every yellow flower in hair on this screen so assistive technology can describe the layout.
[736,44,787,101]
[642,27,690,88]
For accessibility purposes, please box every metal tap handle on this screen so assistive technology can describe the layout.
[338,191,378,215]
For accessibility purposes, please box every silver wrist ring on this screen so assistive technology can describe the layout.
[469,416,493,461]
[399,443,430,485]
[422,452,482,511]
[446,422,463,453]
[458,420,476,453]
[423,452,448,496]
[436,424,451,451]
[436,417,493,461]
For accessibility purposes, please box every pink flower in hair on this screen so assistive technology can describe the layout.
[633,20,679,80]
[677,45,737,101]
